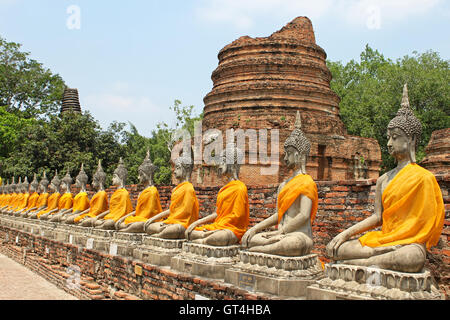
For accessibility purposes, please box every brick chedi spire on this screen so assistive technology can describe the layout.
[197,16,382,187]
[61,87,82,114]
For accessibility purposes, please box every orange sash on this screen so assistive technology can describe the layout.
[124,186,163,224]
[359,164,445,250]
[195,180,249,241]
[58,193,74,210]
[72,192,90,212]
[103,188,133,221]
[37,192,61,218]
[74,191,109,223]
[14,193,30,211]
[277,174,318,224]
[22,192,39,212]
[162,181,199,229]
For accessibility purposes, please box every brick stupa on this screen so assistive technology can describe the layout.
[60,87,82,114]
[420,128,450,175]
[194,17,381,187]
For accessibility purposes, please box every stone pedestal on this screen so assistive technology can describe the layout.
[38,221,57,239]
[306,263,443,300]
[66,225,93,247]
[86,229,115,252]
[225,251,323,298]
[110,232,143,257]
[53,224,72,243]
[171,243,240,280]
[133,236,186,266]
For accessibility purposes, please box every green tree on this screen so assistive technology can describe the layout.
[328,45,450,172]
[0,36,65,118]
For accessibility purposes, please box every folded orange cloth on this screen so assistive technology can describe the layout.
[74,191,108,223]
[162,181,199,229]
[103,188,133,222]
[124,186,163,224]
[277,174,318,225]
[195,180,249,241]
[359,164,445,250]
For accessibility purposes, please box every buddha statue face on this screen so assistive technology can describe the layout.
[112,173,122,186]
[284,146,303,169]
[138,151,156,186]
[174,162,184,180]
[387,127,413,160]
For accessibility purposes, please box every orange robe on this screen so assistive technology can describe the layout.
[103,188,133,222]
[195,180,249,241]
[6,193,18,209]
[359,164,445,250]
[28,193,49,214]
[74,191,109,223]
[21,192,39,213]
[37,192,61,218]
[72,192,90,212]
[57,193,74,211]
[277,174,318,225]
[2,194,12,207]
[162,181,199,229]
[14,193,30,212]
[124,186,162,224]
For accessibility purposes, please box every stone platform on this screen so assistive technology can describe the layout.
[225,251,323,298]
[306,263,444,300]
[110,232,143,257]
[133,236,186,266]
[171,243,240,280]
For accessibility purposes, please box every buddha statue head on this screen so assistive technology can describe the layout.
[218,143,244,180]
[39,171,49,193]
[284,111,311,173]
[112,157,127,188]
[173,148,194,182]
[387,84,422,164]
[61,171,73,193]
[22,176,29,193]
[30,174,39,193]
[92,159,106,191]
[16,177,22,192]
[49,171,61,193]
[75,163,88,190]
[138,150,157,186]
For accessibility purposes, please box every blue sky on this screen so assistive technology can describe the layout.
[1,0,449,137]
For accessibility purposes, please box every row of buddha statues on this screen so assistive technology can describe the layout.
[0,84,445,276]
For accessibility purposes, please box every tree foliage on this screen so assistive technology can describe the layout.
[328,45,450,172]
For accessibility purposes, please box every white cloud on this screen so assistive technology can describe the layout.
[84,93,157,113]
[194,0,443,30]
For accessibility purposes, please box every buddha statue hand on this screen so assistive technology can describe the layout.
[326,231,351,259]
[241,228,257,248]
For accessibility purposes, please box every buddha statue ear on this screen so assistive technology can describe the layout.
[408,136,417,164]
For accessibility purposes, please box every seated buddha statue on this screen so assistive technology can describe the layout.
[5,177,24,215]
[26,173,50,219]
[241,111,318,256]
[36,172,62,220]
[116,151,163,233]
[51,164,90,223]
[44,171,75,222]
[1,177,18,213]
[186,145,249,246]
[89,158,133,230]
[143,153,199,239]
[72,160,109,226]
[15,174,40,217]
[9,177,30,215]
[326,84,445,273]
[0,181,13,213]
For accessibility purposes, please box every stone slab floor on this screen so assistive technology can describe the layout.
[0,253,77,300]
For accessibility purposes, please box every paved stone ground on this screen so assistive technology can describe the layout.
[0,253,78,300]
